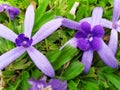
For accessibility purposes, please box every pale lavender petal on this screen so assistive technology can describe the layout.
[91,7,103,27]
[112,0,120,23]
[0,24,17,42]
[27,46,55,77]
[100,19,112,29]
[97,39,118,68]
[32,18,63,45]
[49,79,67,90]
[60,38,77,50]
[62,18,80,30]
[82,50,93,73]
[108,29,118,55]
[0,5,4,12]
[24,4,34,38]
[79,17,91,24]
[116,20,120,32]
[0,47,26,70]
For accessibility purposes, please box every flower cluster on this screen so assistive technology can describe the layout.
[0,0,120,89]
[0,4,19,20]
[28,77,67,90]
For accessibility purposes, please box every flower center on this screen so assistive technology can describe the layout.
[112,23,118,29]
[87,34,93,42]
[15,34,33,48]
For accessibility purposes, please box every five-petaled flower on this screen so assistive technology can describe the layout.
[99,0,120,55]
[58,7,118,73]
[0,4,20,20]
[28,77,67,90]
[0,4,63,77]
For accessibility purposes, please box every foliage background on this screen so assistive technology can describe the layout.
[0,0,120,90]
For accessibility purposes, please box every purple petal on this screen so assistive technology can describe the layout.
[0,47,26,70]
[60,38,77,50]
[56,16,80,30]
[90,37,101,51]
[81,50,94,73]
[80,21,91,33]
[91,7,103,27]
[77,38,90,51]
[112,0,120,23]
[100,19,112,29]
[108,29,118,55]
[32,18,63,45]
[0,24,17,42]
[27,46,55,77]
[97,39,118,68]
[75,31,87,38]
[24,4,34,38]
[0,5,4,12]
[48,79,67,90]
[92,25,104,37]
[79,17,91,24]
[6,7,20,20]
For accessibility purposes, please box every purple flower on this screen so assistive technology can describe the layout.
[59,7,118,73]
[0,4,63,77]
[99,0,120,55]
[28,77,67,90]
[0,4,19,20]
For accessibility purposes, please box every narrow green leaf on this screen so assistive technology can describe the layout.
[84,81,99,90]
[33,10,55,33]
[105,74,120,90]
[35,0,49,23]
[46,49,61,63]
[63,61,84,80]
[53,45,79,70]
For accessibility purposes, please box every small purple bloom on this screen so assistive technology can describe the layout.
[59,7,118,73]
[28,77,67,90]
[6,6,20,20]
[0,4,63,77]
[0,4,19,20]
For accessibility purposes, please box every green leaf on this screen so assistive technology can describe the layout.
[53,45,79,70]
[84,81,99,90]
[35,0,49,23]
[104,74,120,90]
[46,49,61,63]
[63,61,84,80]
[68,80,78,90]
[31,69,42,79]
[33,10,55,33]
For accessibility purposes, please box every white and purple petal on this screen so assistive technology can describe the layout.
[56,16,80,30]
[108,29,118,55]
[24,4,34,38]
[97,39,118,68]
[91,7,103,27]
[0,24,17,42]
[112,0,120,23]
[81,50,94,73]
[32,18,63,45]
[0,47,26,70]
[27,46,55,77]
[100,19,112,29]
[60,38,77,50]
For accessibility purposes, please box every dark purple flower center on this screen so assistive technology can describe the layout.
[75,21,104,51]
[15,34,33,48]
